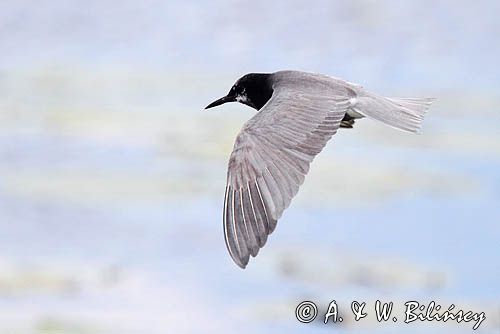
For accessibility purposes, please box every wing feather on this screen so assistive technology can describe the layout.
[241,187,260,256]
[232,188,250,263]
[223,78,351,268]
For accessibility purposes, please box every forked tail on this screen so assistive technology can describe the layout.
[351,92,435,133]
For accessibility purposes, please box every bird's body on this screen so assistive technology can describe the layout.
[206,70,434,268]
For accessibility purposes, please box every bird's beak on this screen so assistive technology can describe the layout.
[205,95,236,109]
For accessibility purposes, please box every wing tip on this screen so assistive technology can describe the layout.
[231,254,248,269]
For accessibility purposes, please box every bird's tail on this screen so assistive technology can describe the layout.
[351,92,435,133]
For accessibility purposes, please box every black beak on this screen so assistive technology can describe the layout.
[205,95,236,109]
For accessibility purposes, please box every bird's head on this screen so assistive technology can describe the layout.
[205,73,273,111]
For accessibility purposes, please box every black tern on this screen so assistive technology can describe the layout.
[206,70,434,268]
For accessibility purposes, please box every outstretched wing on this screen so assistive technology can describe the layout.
[223,77,353,268]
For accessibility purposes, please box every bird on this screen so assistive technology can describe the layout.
[205,70,434,269]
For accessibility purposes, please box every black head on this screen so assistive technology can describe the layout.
[205,73,273,111]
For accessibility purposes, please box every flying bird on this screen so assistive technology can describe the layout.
[205,70,434,268]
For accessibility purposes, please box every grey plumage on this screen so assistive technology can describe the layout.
[218,70,434,268]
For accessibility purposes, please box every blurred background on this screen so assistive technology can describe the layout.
[0,0,499,333]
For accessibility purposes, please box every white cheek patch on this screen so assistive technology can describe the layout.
[236,94,248,103]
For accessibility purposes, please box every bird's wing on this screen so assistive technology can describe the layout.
[223,81,351,268]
